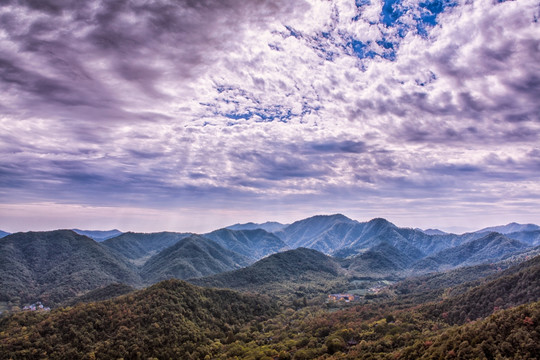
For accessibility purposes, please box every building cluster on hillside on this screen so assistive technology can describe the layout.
[23,302,50,312]
[328,293,355,302]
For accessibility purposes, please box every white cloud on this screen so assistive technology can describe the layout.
[0,0,539,230]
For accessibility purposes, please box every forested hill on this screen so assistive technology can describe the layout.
[421,253,540,325]
[0,280,278,360]
[0,230,141,307]
[400,301,540,359]
[140,235,251,284]
[190,247,347,297]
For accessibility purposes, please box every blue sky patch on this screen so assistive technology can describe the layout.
[381,0,405,26]
[355,0,371,7]
[418,0,457,26]
[224,112,251,120]
[377,0,456,38]
[351,40,376,59]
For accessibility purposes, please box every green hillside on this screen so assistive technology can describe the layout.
[0,230,141,307]
[0,280,277,359]
[191,247,348,298]
[422,254,540,325]
[140,235,251,284]
[400,301,540,360]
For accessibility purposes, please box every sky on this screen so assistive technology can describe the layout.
[0,0,539,234]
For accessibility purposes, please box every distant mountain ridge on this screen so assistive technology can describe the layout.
[276,215,476,258]
[2,214,538,309]
[0,230,10,238]
[504,230,540,246]
[226,221,287,233]
[204,228,288,261]
[476,222,540,234]
[412,232,530,273]
[72,229,122,242]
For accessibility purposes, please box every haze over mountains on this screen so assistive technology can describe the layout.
[476,222,540,234]
[72,229,123,242]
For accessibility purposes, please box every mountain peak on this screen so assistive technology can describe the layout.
[320,213,353,221]
[365,217,396,229]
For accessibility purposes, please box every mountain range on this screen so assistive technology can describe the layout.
[418,228,447,235]
[1,214,538,308]
[1,215,539,359]
[2,249,538,359]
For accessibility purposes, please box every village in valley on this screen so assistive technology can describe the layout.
[328,278,393,305]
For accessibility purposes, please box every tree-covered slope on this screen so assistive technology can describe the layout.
[102,231,192,265]
[0,280,277,360]
[422,254,540,325]
[342,241,418,276]
[204,228,288,261]
[412,232,530,273]
[191,248,347,297]
[401,301,540,360]
[202,255,540,360]
[506,230,540,246]
[140,235,251,284]
[0,230,141,307]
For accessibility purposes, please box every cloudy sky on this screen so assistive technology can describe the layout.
[0,0,539,233]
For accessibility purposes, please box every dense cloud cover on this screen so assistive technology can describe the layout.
[0,0,539,231]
